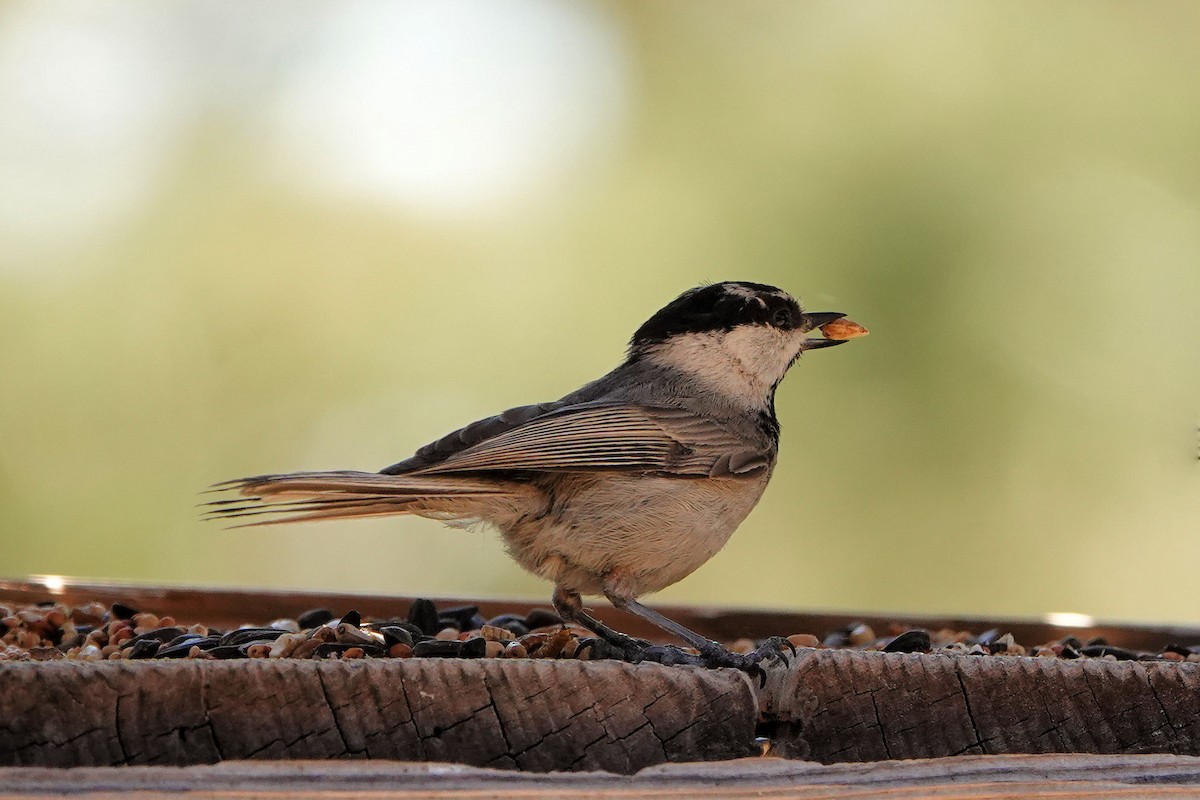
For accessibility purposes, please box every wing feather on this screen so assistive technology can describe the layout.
[408,403,769,477]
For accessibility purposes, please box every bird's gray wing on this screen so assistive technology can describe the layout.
[391,402,769,478]
[381,401,568,474]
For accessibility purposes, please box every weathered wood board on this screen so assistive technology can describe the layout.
[5,755,1200,799]
[0,659,758,772]
[3,649,1200,774]
[763,649,1200,762]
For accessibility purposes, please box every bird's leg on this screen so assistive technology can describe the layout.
[551,586,650,655]
[552,583,789,672]
[605,593,794,673]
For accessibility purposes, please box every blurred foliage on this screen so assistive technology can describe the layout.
[1,1,1197,623]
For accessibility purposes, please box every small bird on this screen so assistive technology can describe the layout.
[207,281,864,670]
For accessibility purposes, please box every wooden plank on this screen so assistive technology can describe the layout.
[762,648,1200,762]
[5,646,1200,772]
[5,645,1200,772]
[4,754,1200,798]
[0,659,758,773]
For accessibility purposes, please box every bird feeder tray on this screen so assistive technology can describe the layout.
[2,579,1199,775]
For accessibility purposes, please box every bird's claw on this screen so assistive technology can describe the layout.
[608,635,792,685]
[601,636,701,667]
[694,635,793,685]
[699,635,793,667]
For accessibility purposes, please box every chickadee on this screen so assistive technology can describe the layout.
[208,281,862,670]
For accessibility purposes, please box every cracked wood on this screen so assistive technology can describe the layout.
[6,650,1200,772]
[0,659,758,773]
[762,649,1200,762]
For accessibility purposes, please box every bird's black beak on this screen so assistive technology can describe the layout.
[802,336,848,350]
[800,311,849,350]
[801,311,846,332]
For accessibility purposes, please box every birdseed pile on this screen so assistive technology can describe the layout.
[2,598,1197,664]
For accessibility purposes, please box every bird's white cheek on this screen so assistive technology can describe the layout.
[644,327,802,409]
[720,326,802,386]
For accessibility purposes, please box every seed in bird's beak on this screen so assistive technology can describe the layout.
[819,317,869,340]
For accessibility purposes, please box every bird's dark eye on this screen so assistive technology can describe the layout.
[770,307,794,328]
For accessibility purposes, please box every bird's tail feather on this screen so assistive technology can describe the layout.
[203,470,512,528]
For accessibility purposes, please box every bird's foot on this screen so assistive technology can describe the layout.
[624,643,706,667]
[693,636,795,686]
[601,635,794,683]
[574,629,651,662]
[578,631,700,667]
[695,636,795,672]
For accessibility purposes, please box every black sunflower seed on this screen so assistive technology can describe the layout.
[380,626,413,647]
[486,614,530,637]
[126,627,186,648]
[220,628,287,647]
[298,608,335,629]
[412,639,463,658]
[460,637,487,659]
[883,630,931,654]
[125,639,161,660]
[158,636,220,659]
[438,605,479,631]
[110,603,139,621]
[1081,645,1136,660]
[407,599,439,636]
[208,645,248,659]
[163,633,206,650]
[524,609,562,629]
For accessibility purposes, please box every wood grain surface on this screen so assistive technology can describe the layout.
[764,648,1200,762]
[5,754,1200,799]
[5,649,1200,775]
[0,659,758,773]
[5,581,1200,777]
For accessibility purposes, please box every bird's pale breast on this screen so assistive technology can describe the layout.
[496,470,772,598]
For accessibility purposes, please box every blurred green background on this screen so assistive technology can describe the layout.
[1,1,1197,624]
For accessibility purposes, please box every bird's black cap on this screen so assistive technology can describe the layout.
[630,281,805,348]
